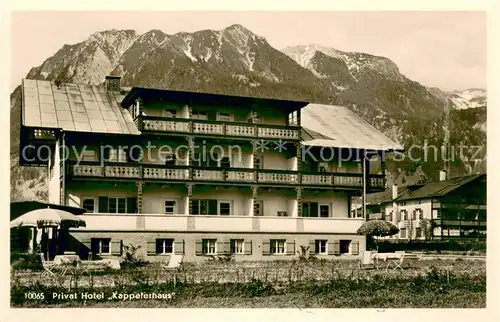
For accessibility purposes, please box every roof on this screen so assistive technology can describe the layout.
[395,174,485,201]
[366,186,409,206]
[10,201,87,221]
[300,104,403,151]
[121,86,309,112]
[21,79,140,135]
[366,174,486,205]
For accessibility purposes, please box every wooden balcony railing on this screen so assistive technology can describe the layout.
[68,161,386,190]
[139,116,300,140]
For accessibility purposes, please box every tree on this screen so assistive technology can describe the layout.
[357,220,400,251]
[419,218,432,241]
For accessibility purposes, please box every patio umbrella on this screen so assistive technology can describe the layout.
[10,207,86,228]
[357,219,399,251]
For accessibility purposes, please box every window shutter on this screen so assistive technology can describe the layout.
[262,240,270,255]
[195,239,203,256]
[286,240,295,255]
[396,211,401,222]
[412,210,416,220]
[174,240,185,254]
[351,241,359,255]
[147,240,156,255]
[334,240,341,255]
[327,241,334,255]
[311,202,319,217]
[309,240,316,255]
[102,147,110,162]
[98,197,108,213]
[127,197,137,214]
[208,200,218,215]
[110,239,122,256]
[244,241,252,255]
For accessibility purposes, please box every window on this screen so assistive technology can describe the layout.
[82,150,96,162]
[415,228,422,238]
[288,111,298,126]
[82,198,96,213]
[230,239,244,254]
[162,152,176,166]
[192,111,208,120]
[163,109,177,118]
[156,238,174,254]
[318,162,329,173]
[416,209,423,220]
[219,201,232,216]
[339,240,351,254]
[108,147,127,163]
[254,200,264,216]
[220,156,231,168]
[202,239,217,255]
[302,202,319,217]
[191,199,218,215]
[315,240,327,254]
[91,238,111,255]
[108,197,126,213]
[217,112,233,122]
[400,228,407,238]
[319,204,330,218]
[270,239,286,254]
[250,112,262,124]
[254,155,263,169]
[401,210,407,220]
[164,200,177,215]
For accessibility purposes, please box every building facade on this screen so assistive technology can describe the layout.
[365,172,487,240]
[19,76,401,262]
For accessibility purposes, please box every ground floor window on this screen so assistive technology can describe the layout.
[270,239,285,254]
[315,240,327,254]
[415,227,422,238]
[156,238,174,254]
[164,200,177,214]
[91,238,111,255]
[219,201,231,216]
[109,197,126,213]
[339,240,351,254]
[202,239,217,255]
[230,239,244,254]
[82,198,96,213]
[400,228,407,238]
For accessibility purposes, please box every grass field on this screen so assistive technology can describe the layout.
[11,258,486,308]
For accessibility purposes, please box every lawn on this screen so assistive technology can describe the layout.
[10,258,486,308]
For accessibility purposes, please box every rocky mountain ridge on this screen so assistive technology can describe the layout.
[11,25,487,201]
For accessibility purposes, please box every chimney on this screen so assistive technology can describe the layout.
[105,75,121,92]
[439,170,448,181]
[392,184,398,200]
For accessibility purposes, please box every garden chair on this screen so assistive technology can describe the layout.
[387,252,419,270]
[160,255,184,286]
[39,253,58,277]
[359,251,375,270]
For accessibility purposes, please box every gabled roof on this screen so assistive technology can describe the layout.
[21,79,139,135]
[300,104,403,151]
[395,174,486,201]
[366,186,409,206]
[366,174,486,205]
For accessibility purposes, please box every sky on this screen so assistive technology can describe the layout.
[10,10,486,92]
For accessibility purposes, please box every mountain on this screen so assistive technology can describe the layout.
[449,88,487,110]
[10,25,487,201]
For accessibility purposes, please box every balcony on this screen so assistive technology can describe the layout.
[433,219,487,227]
[140,116,300,140]
[68,162,386,190]
[74,214,365,234]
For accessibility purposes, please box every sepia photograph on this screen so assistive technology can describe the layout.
[3,4,495,317]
